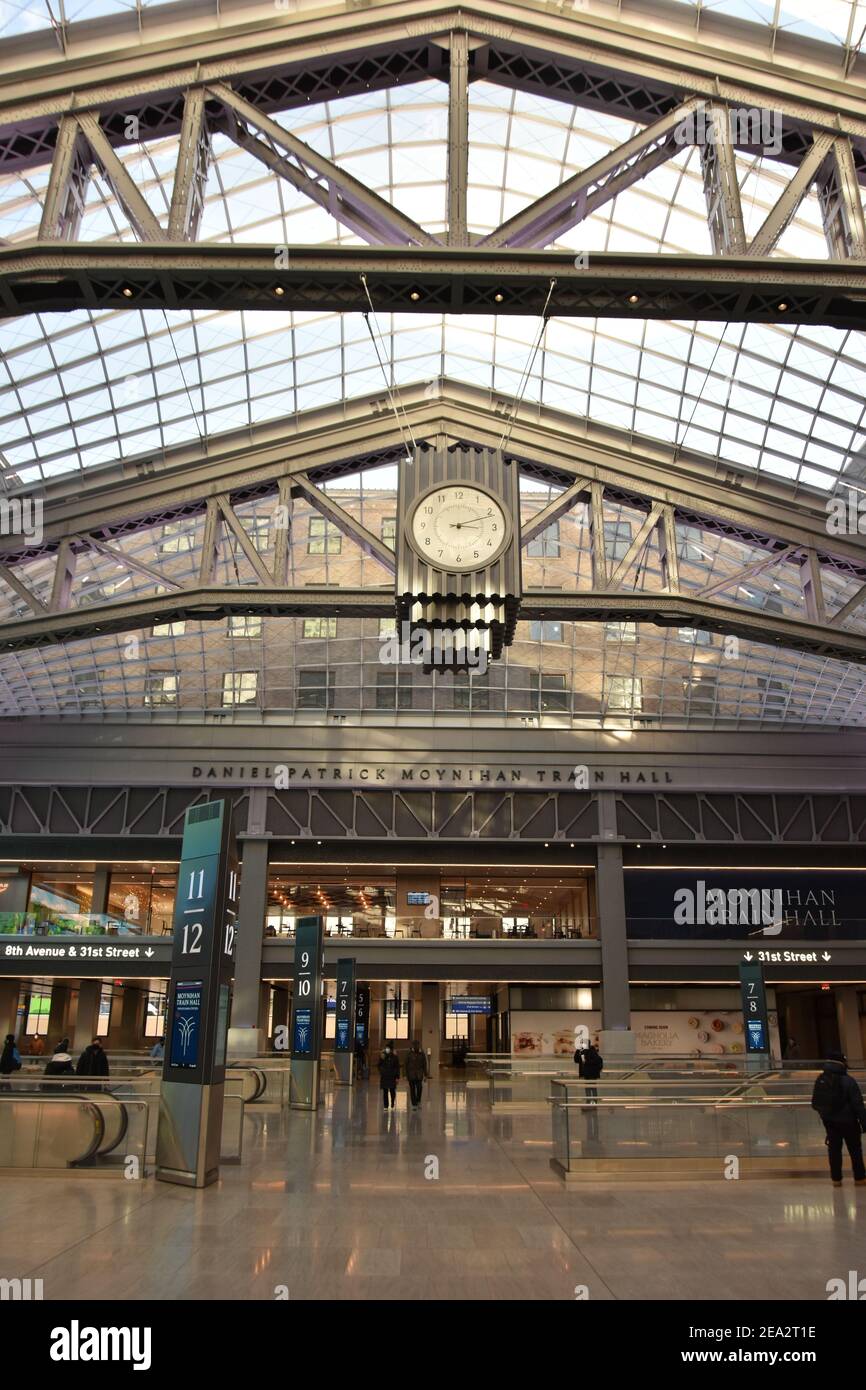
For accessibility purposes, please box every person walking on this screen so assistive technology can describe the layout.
[405,1040,428,1109]
[354,1037,368,1080]
[0,1034,21,1089]
[76,1038,110,1079]
[43,1039,75,1079]
[150,1037,164,1061]
[811,1050,866,1187]
[378,1042,400,1110]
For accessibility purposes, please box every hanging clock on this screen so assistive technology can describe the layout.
[396,445,522,670]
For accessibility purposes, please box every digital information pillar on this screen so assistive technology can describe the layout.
[355,985,370,1051]
[739,961,771,1067]
[156,799,238,1188]
[290,915,324,1110]
[334,957,356,1085]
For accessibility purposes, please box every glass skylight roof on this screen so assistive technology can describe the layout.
[1,31,865,726]
[1,81,865,493]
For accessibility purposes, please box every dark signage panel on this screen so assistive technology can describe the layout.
[170,980,203,1069]
[355,985,370,1046]
[162,800,239,1088]
[450,996,492,1015]
[739,962,771,1055]
[625,870,866,940]
[334,958,356,1053]
[291,916,324,1062]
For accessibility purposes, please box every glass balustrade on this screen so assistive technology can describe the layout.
[0,910,152,937]
[549,1074,841,1175]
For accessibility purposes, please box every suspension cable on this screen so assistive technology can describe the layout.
[497,278,557,452]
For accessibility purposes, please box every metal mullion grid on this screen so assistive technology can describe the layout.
[799,326,866,494]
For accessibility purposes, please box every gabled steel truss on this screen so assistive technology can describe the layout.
[1,386,865,664]
[2,1,866,331]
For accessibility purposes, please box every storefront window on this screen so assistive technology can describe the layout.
[267,866,596,940]
[29,872,94,925]
[107,872,176,935]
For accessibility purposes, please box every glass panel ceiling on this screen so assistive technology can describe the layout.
[1,70,865,725]
[1,81,865,493]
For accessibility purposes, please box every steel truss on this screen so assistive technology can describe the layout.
[2,244,865,327]
[0,0,865,321]
[1,386,865,663]
[0,780,863,846]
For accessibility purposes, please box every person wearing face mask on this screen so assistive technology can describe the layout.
[377,1042,400,1110]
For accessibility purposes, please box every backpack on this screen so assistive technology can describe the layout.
[811,1070,848,1122]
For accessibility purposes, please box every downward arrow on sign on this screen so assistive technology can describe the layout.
[145,948,154,958]
[743,951,753,961]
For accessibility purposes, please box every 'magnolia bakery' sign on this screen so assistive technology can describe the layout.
[191,762,676,787]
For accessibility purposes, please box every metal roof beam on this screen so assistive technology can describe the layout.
[479,100,698,250]
[168,87,212,242]
[1,582,864,665]
[38,114,91,242]
[210,83,441,249]
[747,134,835,257]
[2,243,865,328]
[2,2,866,178]
[76,112,164,243]
[2,384,864,577]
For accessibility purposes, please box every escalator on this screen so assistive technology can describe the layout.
[0,1090,130,1169]
[226,1065,267,1102]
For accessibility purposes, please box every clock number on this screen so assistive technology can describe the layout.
[456,491,463,498]
[425,537,431,545]
[486,509,492,516]
[424,506,433,514]
[438,550,444,557]
[224,921,236,955]
[492,524,498,532]
[182,921,203,955]
[456,555,462,563]
[473,551,479,559]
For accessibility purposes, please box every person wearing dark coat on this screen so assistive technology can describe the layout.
[811,1050,866,1186]
[377,1043,400,1110]
[0,1034,21,1075]
[43,1039,75,1079]
[576,1041,604,1140]
[76,1039,110,1079]
[405,1040,428,1108]
[0,1034,21,1089]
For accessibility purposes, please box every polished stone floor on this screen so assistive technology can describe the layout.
[1,1076,864,1301]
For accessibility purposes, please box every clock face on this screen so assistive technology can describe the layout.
[409,483,510,571]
